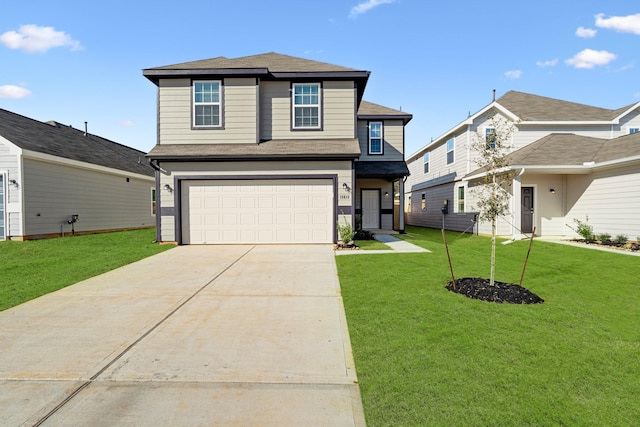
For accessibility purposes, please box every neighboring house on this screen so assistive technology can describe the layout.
[143,52,412,245]
[405,91,640,239]
[0,108,156,240]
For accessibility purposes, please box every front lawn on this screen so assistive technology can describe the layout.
[336,226,639,426]
[0,229,173,311]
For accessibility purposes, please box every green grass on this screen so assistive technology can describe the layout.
[337,226,640,426]
[355,239,390,250]
[0,229,173,312]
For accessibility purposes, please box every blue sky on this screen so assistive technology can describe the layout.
[1,0,639,156]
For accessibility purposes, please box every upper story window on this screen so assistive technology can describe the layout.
[368,122,383,154]
[193,81,222,127]
[629,127,639,134]
[485,127,496,148]
[292,83,321,129]
[423,152,430,173]
[446,137,455,164]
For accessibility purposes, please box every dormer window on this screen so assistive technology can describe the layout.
[368,122,383,155]
[292,83,321,129]
[193,81,222,128]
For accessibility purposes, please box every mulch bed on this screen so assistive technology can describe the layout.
[446,277,544,304]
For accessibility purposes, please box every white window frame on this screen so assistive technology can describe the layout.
[0,172,5,240]
[292,83,321,129]
[193,80,222,128]
[485,127,496,148]
[423,152,430,173]
[421,193,426,211]
[457,185,465,213]
[446,138,455,164]
[151,187,156,216]
[368,121,383,155]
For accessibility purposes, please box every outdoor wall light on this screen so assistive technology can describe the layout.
[549,188,556,194]
[9,179,18,187]
[163,184,173,192]
[384,191,390,197]
[342,182,351,192]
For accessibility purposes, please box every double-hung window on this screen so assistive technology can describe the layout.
[485,127,496,148]
[629,127,639,134]
[446,138,455,164]
[423,152,430,173]
[292,83,321,129]
[368,122,383,154]
[193,81,221,127]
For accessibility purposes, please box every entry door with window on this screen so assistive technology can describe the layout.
[362,190,380,229]
[521,187,534,234]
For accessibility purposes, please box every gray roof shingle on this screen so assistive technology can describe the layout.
[497,91,636,121]
[0,108,153,177]
[357,100,412,124]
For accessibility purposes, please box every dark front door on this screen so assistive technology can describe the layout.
[521,187,534,234]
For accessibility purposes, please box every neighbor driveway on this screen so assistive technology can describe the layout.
[0,245,365,426]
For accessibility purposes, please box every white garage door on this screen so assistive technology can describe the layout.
[182,179,334,244]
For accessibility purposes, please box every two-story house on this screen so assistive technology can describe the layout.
[406,91,640,240]
[143,52,411,244]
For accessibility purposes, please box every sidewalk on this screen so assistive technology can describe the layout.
[335,233,430,255]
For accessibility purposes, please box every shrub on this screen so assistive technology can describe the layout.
[337,218,355,243]
[597,233,611,242]
[572,217,594,241]
[614,234,628,245]
[354,229,376,240]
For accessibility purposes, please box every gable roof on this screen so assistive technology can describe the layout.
[357,100,413,124]
[463,132,640,179]
[497,91,636,122]
[0,108,153,177]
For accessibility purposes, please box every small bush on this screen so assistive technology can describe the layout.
[572,217,594,241]
[337,218,355,243]
[596,233,611,242]
[614,234,628,245]
[354,229,376,240]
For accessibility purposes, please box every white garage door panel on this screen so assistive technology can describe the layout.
[183,179,334,244]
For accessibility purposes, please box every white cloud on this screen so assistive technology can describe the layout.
[119,119,134,127]
[0,24,82,53]
[595,13,640,35]
[536,58,558,68]
[576,27,597,38]
[504,70,522,79]
[565,49,617,69]
[349,0,398,18]
[615,63,634,72]
[0,84,31,99]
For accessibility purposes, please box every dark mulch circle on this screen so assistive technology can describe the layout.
[446,277,544,304]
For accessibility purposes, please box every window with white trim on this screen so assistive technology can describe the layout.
[292,83,321,129]
[368,122,383,154]
[151,188,156,216]
[457,186,465,213]
[629,127,639,134]
[485,127,496,148]
[193,81,222,127]
[423,152,430,173]
[421,193,426,210]
[446,138,454,164]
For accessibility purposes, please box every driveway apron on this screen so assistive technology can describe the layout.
[0,245,365,426]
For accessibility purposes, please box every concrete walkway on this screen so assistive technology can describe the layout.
[335,233,430,255]
[0,245,365,426]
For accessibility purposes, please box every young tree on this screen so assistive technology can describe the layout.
[471,114,517,286]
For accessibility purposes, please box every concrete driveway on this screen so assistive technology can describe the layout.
[0,245,365,426]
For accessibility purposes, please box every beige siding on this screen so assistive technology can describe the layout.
[22,158,155,237]
[157,160,353,242]
[159,78,258,144]
[0,139,22,237]
[357,120,404,161]
[566,165,640,238]
[259,80,355,140]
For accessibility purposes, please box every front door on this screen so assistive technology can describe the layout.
[521,187,534,234]
[362,190,380,229]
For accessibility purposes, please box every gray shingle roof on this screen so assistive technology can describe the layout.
[146,138,361,160]
[0,108,153,177]
[464,132,640,178]
[358,100,413,124]
[497,91,636,121]
[354,161,409,179]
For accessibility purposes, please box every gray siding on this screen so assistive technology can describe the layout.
[22,158,155,238]
[407,182,478,233]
